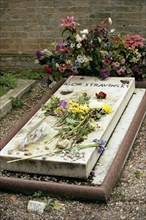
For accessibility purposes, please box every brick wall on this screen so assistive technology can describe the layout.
[0,0,146,71]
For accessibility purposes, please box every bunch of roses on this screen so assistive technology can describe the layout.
[35,16,145,82]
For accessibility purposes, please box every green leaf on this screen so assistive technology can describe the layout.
[46,199,53,206]
[78,96,86,104]
[66,117,77,125]
[53,202,62,210]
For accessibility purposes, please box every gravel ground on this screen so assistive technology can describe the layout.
[0,80,146,220]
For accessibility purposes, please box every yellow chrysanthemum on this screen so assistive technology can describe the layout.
[102,103,112,114]
[67,101,90,115]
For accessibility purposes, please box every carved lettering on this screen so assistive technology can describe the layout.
[63,82,129,88]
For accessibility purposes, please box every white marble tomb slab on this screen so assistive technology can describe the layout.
[0,76,135,178]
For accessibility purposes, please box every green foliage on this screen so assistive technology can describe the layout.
[45,198,62,211]
[134,170,143,179]
[13,70,44,80]
[0,87,9,97]
[32,192,63,211]
[33,191,43,199]
[0,72,17,97]
[10,97,23,109]
[42,96,60,113]
[111,189,123,199]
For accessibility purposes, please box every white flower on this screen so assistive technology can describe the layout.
[76,42,82,48]
[110,29,115,34]
[70,43,75,48]
[98,37,101,43]
[127,68,132,73]
[42,49,52,57]
[75,34,82,42]
[80,29,89,34]
[112,61,120,68]
[89,100,103,109]
[82,34,87,40]
[56,63,59,67]
[77,54,88,63]
[66,59,72,64]
[108,17,112,25]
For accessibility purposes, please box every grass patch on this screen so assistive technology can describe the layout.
[0,72,17,97]
[10,97,23,109]
[12,70,45,80]
[0,70,45,97]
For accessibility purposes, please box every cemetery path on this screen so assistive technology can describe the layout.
[0,80,145,220]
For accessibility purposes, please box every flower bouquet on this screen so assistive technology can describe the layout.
[35,16,146,83]
[42,92,112,153]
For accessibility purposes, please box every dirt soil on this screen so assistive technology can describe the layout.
[0,80,146,220]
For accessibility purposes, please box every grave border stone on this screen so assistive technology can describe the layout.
[0,79,145,202]
[0,76,136,179]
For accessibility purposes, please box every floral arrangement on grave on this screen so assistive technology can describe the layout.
[42,92,112,154]
[35,16,146,82]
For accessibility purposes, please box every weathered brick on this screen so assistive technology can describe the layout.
[0,0,145,71]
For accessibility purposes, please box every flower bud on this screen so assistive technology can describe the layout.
[108,17,112,25]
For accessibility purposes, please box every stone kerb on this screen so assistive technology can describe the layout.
[0,79,36,119]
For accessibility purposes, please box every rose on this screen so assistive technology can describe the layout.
[45,65,53,74]
[95,92,107,99]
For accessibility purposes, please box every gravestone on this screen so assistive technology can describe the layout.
[0,76,135,178]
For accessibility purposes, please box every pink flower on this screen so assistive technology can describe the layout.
[113,37,122,44]
[126,35,145,48]
[60,16,80,31]
[116,66,126,75]
[56,43,70,54]
[58,63,71,73]
[120,58,126,64]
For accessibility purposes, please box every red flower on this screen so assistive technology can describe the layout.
[125,35,145,48]
[45,65,53,74]
[113,37,122,44]
[96,91,107,99]
[104,58,112,65]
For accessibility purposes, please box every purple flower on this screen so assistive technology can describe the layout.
[60,54,65,61]
[58,100,68,109]
[67,37,72,45]
[105,52,112,59]
[100,69,109,79]
[106,42,111,47]
[97,145,105,154]
[51,58,55,64]
[71,66,77,72]
[36,50,43,59]
[75,60,81,68]
[93,139,107,154]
